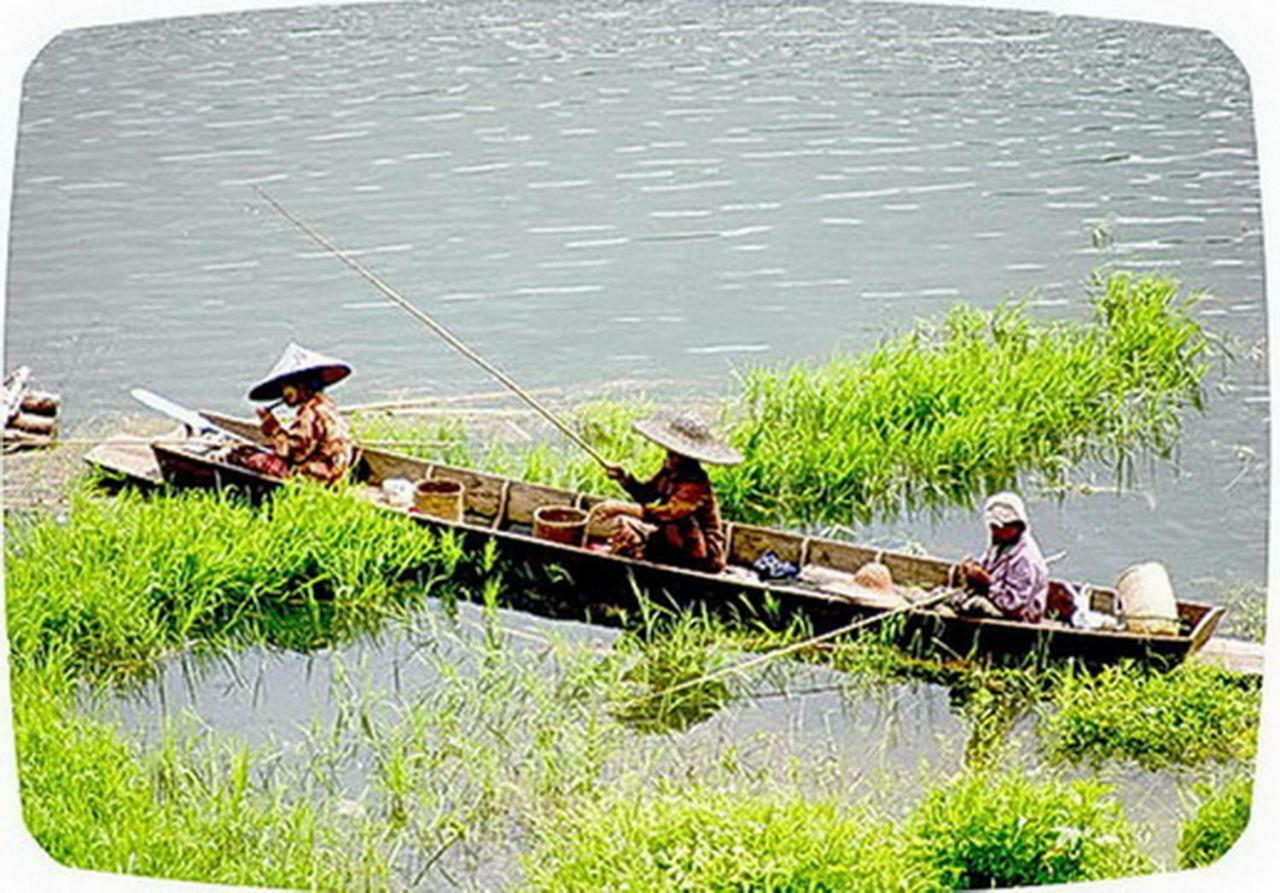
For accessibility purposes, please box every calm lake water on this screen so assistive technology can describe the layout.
[110,600,1202,887]
[4,3,1268,592]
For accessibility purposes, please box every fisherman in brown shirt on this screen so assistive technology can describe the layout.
[592,413,742,573]
[242,342,355,486]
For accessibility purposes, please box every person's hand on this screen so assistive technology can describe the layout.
[256,407,279,434]
[603,463,628,483]
[961,559,991,590]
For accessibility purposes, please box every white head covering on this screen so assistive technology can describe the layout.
[983,491,1029,528]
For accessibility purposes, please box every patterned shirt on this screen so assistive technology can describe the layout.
[620,461,726,572]
[268,393,353,485]
[979,529,1049,623]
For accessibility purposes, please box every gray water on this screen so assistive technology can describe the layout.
[3,3,1268,593]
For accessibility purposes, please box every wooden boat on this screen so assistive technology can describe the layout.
[84,411,1226,666]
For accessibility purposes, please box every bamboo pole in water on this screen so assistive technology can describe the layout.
[254,187,614,469]
[631,587,957,706]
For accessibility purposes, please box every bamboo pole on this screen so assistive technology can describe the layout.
[254,187,613,469]
[632,587,956,705]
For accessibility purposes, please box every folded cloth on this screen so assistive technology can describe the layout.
[753,549,799,581]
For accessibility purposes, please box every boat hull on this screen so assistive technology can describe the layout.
[94,414,1225,668]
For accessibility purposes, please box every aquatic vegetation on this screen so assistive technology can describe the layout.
[351,398,662,497]
[4,481,468,679]
[522,783,940,892]
[720,272,1211,524]
[350,274,1212,532]
[602,605,738,733]
[1214,581,1267,643]
[10,665,391,888]
[906,769,1153,888]
[1038,662,1260,769]
[1177,770,1253,869]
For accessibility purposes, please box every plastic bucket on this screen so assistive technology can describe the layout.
[1115,561,1180,636]
[532,505,589,548]
[414,479,464,521]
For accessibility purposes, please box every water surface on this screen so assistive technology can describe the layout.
[5,1,1267,595]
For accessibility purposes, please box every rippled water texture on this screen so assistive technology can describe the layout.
[4,1,1268,589]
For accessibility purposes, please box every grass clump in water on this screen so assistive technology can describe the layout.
[4,480,465,679]
[719,272,1211,524]
[1038,662,1260,769]
[1177,769,1253,869]
[11,663,391,888]
[906,769,1153,888]
[522,783,938,892]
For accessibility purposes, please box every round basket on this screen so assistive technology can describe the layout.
[414,479,464,521]
[532,505,589,548]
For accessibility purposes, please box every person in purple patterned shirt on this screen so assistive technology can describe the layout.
[955,491,1048,624]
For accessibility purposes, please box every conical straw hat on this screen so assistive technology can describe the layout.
[248,342,352,401]
[632,413,743,466]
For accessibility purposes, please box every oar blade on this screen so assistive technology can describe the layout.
[130,388,228,437]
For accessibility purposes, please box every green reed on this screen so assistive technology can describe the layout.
[10,660,393,889]
[720,272,1212,524]
[905,769,1153,889]
[351,273,1212,530]
[4,479,468,680]
[1037,662,1260,769]
[522,767,1153,891]
[1177,768,1253,869]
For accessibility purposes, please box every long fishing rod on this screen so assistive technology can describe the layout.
[253,187,612,469]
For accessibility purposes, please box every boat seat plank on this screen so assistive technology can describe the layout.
[361,450,432,486]
[728,523,805,567]
[505,480,579,526]
[805,539,883,575]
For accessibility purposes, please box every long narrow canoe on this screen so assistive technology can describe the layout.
[85,411,1226,666]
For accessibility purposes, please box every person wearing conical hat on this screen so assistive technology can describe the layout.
[591,412,741,574]
[247,342,355,486]
[954,491,1048,623]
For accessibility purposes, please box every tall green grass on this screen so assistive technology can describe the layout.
[721,272,1211,524]
[4,480,466,679]
[906,770,1153,888]
[10,662,392,888]
[1038,662,1260,769]
[1177,769,1253,869]
[522,769,1153,891]
[523,784,938,892]
[352,273,1211,529]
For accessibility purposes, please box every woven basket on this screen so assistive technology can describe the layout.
[532,505,588,548]
[414,479,464,521]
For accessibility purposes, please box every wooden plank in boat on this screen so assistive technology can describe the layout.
[432,464,506,520]
[361,449,431,485]
[878,550,952,590]
[85,439,164,485]
[728,523,804,566]
[506,480,578,526]
[804,538,880,575]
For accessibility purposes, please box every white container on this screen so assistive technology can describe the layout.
[1115,562,1180,636]
[381,477,415,509]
